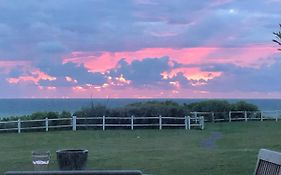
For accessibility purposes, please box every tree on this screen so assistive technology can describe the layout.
[273,24,281,51]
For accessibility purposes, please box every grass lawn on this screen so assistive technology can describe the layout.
[1,121,281,174]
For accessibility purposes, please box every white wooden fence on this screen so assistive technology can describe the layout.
[1,110,280,133]
[0,116,204,133]
[191,110,281,122]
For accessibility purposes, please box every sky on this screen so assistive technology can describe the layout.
[0,0,281,98]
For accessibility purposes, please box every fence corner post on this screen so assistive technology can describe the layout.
[45,118,49,132]
[72,115,77,131]
[17,119,21,133]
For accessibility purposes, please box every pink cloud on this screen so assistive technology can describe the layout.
[62,45,278,92]
[162,67,222,81]
[64,45,277,74]
[63,47,219,73]
[7,69,56,85]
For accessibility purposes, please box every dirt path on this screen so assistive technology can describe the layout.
[200,132,223,149]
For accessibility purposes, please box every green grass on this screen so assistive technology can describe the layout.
[1,121,281,174]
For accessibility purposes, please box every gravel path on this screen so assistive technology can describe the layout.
[200,132,223,149]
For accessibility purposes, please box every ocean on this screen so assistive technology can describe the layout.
[0,98,281,117]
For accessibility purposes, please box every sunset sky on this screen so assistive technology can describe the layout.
[0,0,281,98]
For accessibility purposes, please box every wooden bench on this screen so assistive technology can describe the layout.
[254,149,281,175]
[4,170,143,175]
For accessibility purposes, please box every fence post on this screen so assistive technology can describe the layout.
[131,115,134,130]
[188,116,191,130]
[228,111,232,122]
[45,118,49,132]
[185,116,188,130]
[159,115,162,130]
[72,115,77,131]
[261,111,263,121]
[17,119,21,133]
[201,116,204,130]
[244,111,248,122]
[102,115,105,131]
[276,111,278,122]
[212,112,215,123]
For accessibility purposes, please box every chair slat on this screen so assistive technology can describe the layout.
[254,149,281,175]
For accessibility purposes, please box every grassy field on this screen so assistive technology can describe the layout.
[1,121,281,174]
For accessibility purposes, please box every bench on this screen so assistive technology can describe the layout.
[254,149,281,175]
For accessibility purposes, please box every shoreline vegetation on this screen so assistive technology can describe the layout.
[0,100,258,122]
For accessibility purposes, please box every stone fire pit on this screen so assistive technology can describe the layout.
[56,149,88,170]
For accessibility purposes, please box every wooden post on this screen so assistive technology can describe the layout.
[131,115,134,130]
[212,112,215,123]
[72,115,77,131]
[201,116,204,130]
[194,112,198,123]
[159,115,162,130]
[244,111,248,122]
[45,118,49,132]
[185,116,188,130]
[276,111,278,122]
[188,116,191,130]
[102,115,105,131]
[228,111,232,122]
[261,111,263,121]
[17,119,21,133]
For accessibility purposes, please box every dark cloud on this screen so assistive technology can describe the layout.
[38,62,107,87]
[8,66,26,78]
[39,77,74,87]
[37,41,67,54]
[108,56,192,89]
[109,57,171,87]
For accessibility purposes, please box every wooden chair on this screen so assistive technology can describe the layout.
[254,149,281,175]
[4,170,143,175]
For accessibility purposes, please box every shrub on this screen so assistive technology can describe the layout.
[231,101,259,111]
[186,100,231,112]
[186,100,258,112]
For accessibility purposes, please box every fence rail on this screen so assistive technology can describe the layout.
[1,110,281,133]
